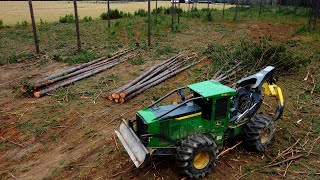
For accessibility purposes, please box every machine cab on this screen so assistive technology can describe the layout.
[188,81,236,122]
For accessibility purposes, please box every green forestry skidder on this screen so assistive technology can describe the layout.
[115,66,284,179]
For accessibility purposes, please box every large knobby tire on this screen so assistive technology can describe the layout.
[243,114,275,152]
[176,135,218,179]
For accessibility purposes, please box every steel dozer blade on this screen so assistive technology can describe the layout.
[114,119,149,168]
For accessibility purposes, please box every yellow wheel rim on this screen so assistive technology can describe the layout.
[193,151,210,170]
[261,128,270,144]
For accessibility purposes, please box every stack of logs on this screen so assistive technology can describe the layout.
[22,48,135,98]
[108,51,202,103]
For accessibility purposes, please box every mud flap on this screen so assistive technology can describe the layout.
[114,119,150,168]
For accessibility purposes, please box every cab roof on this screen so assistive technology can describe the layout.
[187,80,236,98]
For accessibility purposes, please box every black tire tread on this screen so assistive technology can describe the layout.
[243,114,275,152]
[176,134,218,179]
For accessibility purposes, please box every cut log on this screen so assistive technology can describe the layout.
[34,48,133,85]
[21,85,28,93]
[112,93,120,99]
[33,52,133,89]
[119,98,125,104]
[33,54,133,97]
[108,94,113,101]
[119,92,126,98]
[110,51,188,94]
[124,58,204,101]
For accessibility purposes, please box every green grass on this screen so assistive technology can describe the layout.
[0,5,317,65]
[129,56,145,65]
[60,49,98,64]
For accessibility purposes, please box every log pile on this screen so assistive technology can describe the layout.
[22,48,135,98]
[108,51,201,103]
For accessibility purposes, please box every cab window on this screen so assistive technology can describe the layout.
[202,98,213,120]
[215,97,228,120]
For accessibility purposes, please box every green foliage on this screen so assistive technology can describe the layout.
[21,20,28,27]
[59,49,98,64]
[204,9,213,21]
[156,44,178,56]
[4,52,33,64]
[206,36,308,72]
[99,74,118,87]
[15,20,28,28]
[129,56,145,65]
[0,19,3,28]
[59,14,75,23]
[82,16,93,22]
[315,83,320,93]
[134,9,148,17]
[275,6,307,17]
[173,23,181,32]
[100,9,124,20]
[295,25,311,34]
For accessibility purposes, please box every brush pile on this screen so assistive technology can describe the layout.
[211,62,243,87]
[108,51,201,103]
[22,48,135,98]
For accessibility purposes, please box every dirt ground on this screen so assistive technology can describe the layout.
[0,18,319,180]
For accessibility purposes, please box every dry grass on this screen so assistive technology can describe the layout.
[0,1,234,25]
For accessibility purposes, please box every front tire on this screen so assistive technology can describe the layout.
[243,114,275,151]
[176,135,218,179]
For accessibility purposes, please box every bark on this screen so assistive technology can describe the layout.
[33,54,132,97]
[124,58,204,101]
[34,48,133,85]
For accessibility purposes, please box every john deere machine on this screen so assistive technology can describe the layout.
[115,66,284,179]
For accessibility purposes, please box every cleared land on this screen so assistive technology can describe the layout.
[0,1,234,25]
[0,4,319,180]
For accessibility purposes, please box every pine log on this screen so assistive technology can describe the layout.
[33,52,133,89]
[124,58,204,101]
[119,98,125,104]
[33,55,132,97]
[110,51,188,95]
[34,48,133,85]
[123,60,185,96]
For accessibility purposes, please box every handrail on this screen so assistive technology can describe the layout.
[148,87,187,108]
[156,96,203,120]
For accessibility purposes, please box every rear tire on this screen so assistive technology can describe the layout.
[176,134,218,179]
[243,114,275,151]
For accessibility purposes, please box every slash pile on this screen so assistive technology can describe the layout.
[211,62,243,87]
[108,51,202,103]
[22,48,135,98]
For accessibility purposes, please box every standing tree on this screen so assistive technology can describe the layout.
[73,0,81,50]
[234,0,239,21]
[308,0,320,30]
[155,0,158,23]
[107,0,110,29]
[28,0,40,54]
[171,0,174,32]
[259,0,263,18]
[148,0,151,45]
[222,0,226,19]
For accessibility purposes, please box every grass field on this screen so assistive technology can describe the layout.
[0,4,320,180]
[0,1,234,25]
